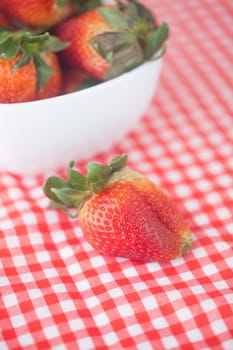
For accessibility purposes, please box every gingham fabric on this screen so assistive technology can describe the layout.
[1,0,233,349]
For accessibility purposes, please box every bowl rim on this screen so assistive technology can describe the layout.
[0,59,162,108]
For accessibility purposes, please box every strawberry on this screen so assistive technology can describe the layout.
[0,11,11,27]
[43,155,192,262]
[0,0,76,28]
[36,52,62,100]
[54,0,169,80]
[62,67,99,94]
[0,54,37,103]
[0,29,67,103]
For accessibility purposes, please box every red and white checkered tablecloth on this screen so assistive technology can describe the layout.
[1,0,233,349]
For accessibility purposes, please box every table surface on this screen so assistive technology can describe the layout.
[1,1,233,349]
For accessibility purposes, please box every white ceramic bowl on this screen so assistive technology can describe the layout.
[0,59,162,175]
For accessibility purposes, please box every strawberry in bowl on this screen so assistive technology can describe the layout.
[0,27,67,103]
[54,0,169,80]
[43,155,192,262]
[0,0,76,28]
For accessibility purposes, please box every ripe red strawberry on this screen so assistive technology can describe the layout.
[54,1,169,80]
[0,55,37,103]
[0,11,11,27]
[43,155,192,262]
[0,0,75,28]
[62,67,99,94]
[37,52,62,100]
[0,29,67,103]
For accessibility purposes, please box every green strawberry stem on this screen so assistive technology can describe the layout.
[43,155,128,216]
[91,1,169,80]
[0,28,69,89]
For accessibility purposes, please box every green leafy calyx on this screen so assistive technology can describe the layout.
[91,0,169,80]
[0,29,69,89]
[43,154,127,216]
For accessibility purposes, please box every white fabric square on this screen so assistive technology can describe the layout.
[11,314,26,328]
[61,300,76,312]
[215,207,231,220]
[8,188,23,200]
[44,268,59,278]
[51,230,67,243]
[156,277,171,286]
[27,289,43,300]
[85,296,99,308]
[3,293,18,307]
[123,267,138,277]
[35,305,51,320]
[193,247,207,258]
[213,280,229,290]
[180,271,195,281]
[166,290,182,302]
[132,282,148,291]
[177,307,193,321]
[142,295,158,310]
[69,318,85,332]
[52,284,67,293]
[214,241,230,252]
[194,213,210,225]
[226,223,233,234]
[226,257,233,268]
[22,212,37,225]
[90,256,106,268]
[127,324,144,336]
[29,232,43,245]
[45,211,59,223]
[76,279,91,292]
[187,329,203,342]
[202,263,218,276]
[152,317,169,329]
[222,339,233,350]
[99,273,115,283]
[94,312,109,327]
[109,287,124,298]
[175,184,191,197]
[13,255,27,267]
[77,337,94,350]
[162,336,179,349]
[0,341,8,350]
[137,342,154,350]
[36,251,51,263]
[102,332,118,346]
[6,235,20,248]
[118,304,134,317]
[205,192,221,205]
[210,320,228,335]
[67,262,82,275]
[200,299,216,312]
[52,345,67,350]
[1,220,14,230]
[44,325,60,339]
[0,276,10,287]
[59,246,74,259]
[18,334,34,347]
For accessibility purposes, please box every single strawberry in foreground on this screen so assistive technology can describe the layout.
[54,0,169,80]
[0,29,67,103]
[43,155,192,262]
